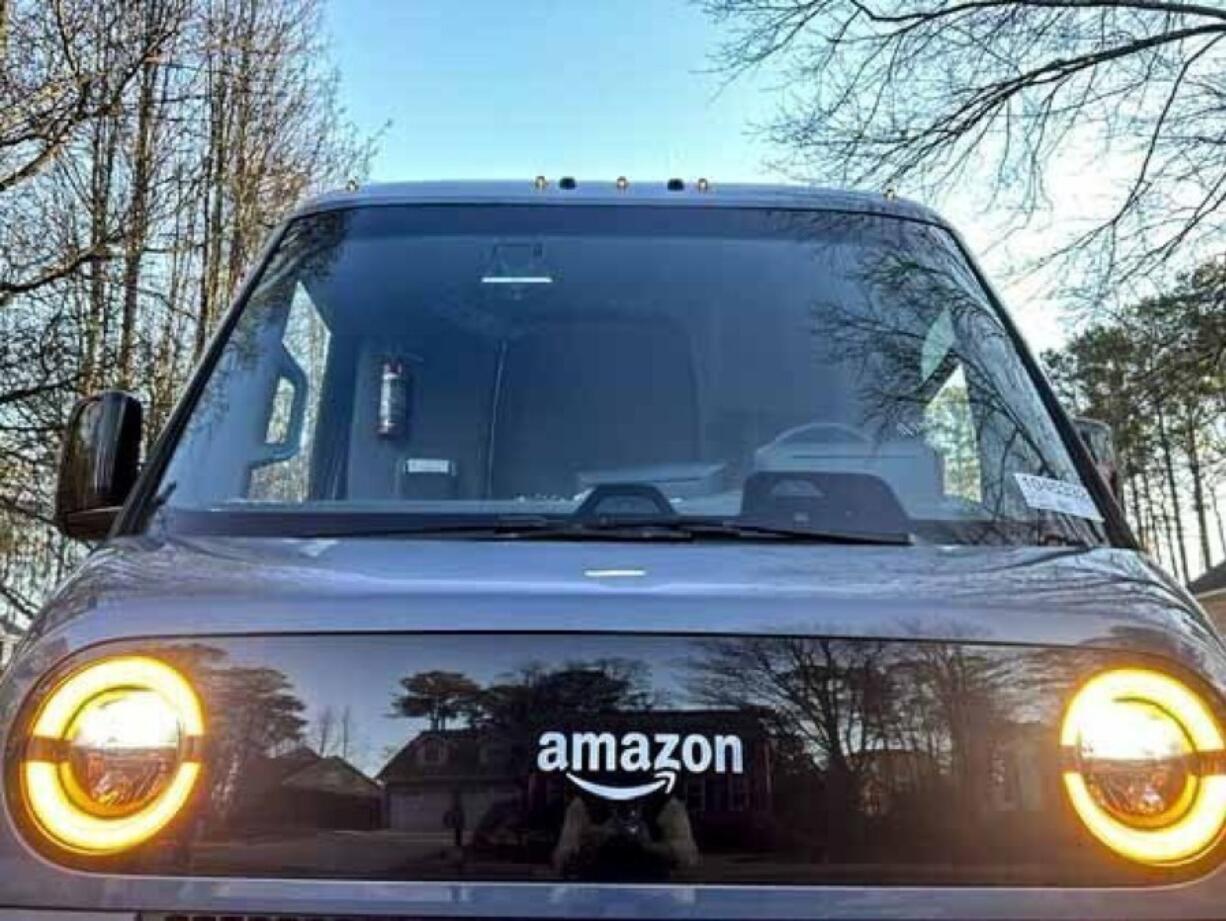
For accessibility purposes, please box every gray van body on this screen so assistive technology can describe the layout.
[0,182,1222,920]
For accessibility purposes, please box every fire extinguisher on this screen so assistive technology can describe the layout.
[377,357,410,439]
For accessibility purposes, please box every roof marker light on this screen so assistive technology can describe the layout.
[559,176,577,190]
[696,177,710,192]
[533,176,548,190]
[666,178,684,191]
[616,176,629,191]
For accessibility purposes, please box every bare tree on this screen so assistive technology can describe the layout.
[1045,258,1226,577]
[703,0,1226,296]
[0,1,180,308]
[0,0,374,628]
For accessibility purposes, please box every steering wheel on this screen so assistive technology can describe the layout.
[573,483,676,521]
[767,422,872,448]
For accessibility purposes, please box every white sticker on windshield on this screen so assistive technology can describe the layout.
[1013,473,1103,522]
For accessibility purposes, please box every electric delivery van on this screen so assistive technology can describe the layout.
[1,181,1223,921]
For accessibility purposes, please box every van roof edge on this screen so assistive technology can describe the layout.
[290,180,948,227]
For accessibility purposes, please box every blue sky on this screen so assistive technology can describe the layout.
[325,0,779,184]
[323,0,1067,349]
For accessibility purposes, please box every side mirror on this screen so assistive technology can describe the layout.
[1073,417,1122,501]
[55,391,143,541]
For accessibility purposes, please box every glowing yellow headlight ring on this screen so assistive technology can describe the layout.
[21,656,203,855]
[1061,667,1226,866]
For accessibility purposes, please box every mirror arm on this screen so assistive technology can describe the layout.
[60,507,123,542]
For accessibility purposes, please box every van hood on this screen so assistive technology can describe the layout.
[29,536,1223,670]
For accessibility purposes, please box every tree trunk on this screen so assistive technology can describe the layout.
[0,0,9,66]
[1156,409,1190,582]
[118,23,161,388]
[1147,461,1177,575]
[1212,485,1226,566]
[152,170,193,440]
[84,104,120,394]
[1128,473,1146,550]
[203,84,229,349]
[1184,421,1213,573]
[1139,469,1158,558]
[194,11,231,361]
[224,0,257,299]
[193,152,214,361]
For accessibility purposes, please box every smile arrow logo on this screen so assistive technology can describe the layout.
[565,770,677,801]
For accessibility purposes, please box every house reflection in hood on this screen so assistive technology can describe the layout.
[230,746,382,831]
[378,729,520,842]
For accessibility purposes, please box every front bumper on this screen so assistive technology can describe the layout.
[0,912,133,921]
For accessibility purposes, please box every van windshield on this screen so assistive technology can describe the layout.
[154,205,1106,546]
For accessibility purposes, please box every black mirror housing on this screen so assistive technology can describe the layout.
[55,391,143,541]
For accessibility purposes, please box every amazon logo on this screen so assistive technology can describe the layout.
[536,730,745,801]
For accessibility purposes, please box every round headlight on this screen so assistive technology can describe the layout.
[1062,667,1226,866]
[20,656,204,855]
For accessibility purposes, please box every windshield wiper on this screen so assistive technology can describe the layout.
[672,519,912,545]
[309,516,912,545]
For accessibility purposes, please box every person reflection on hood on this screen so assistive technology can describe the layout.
[552,789,699,880]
